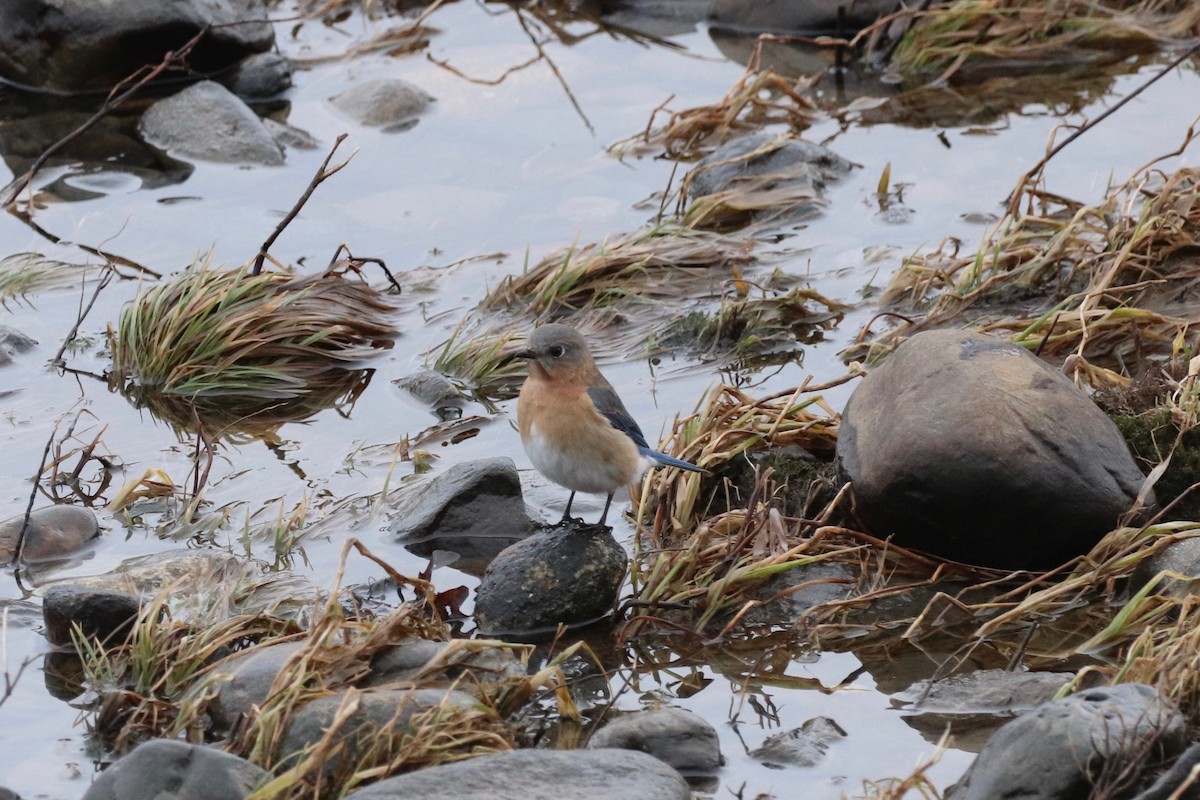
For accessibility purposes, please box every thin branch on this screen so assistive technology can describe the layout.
[252,134,355,275]
[512,7,594,136]
[52,264,115,367]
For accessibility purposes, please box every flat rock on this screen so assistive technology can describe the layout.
[0,0,273,93]
[80,739,268,800]
[329,79,434,129]
[388,457,537,563]
[709,0,901,34]
[474,522,628,639]
[140,81,284,166]
[688,132,853,198]
[946,684,1186,800]
[0,506,99,562]
[209,640,306,730]
[42,585,142,647]
[589,707,722,774]
[838,330,1150,569]
[345,748,691,800]
[751,716,846,767]
[364,638,526,688]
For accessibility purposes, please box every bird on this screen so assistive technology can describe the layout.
[515,323,705,527]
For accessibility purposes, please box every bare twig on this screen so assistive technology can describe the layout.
[512,7,594,135]
[13,405,85,566]
[52,264,115,367]
[252,134,355,275]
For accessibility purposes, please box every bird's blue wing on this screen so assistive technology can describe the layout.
[587,383,650,450]
[587,383,705,473]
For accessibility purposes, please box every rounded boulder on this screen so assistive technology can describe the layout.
[838,330,1149,570]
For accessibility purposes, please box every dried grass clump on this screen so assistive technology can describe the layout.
[863,0,1200,81]
[611,69,820,162]
[0,252,88,308]
[844,159,1200,381]
[110,261,397,400]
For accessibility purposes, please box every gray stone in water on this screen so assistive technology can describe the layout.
[0,787,21,800]
[1132,536,1200,597]
[709,0,901,34]
[751,716,847,767]
[42,585,142,647]
[0,325,35,357]
[388,457,537,561]
[278,688,480,775]
[473,522,628,638]
[688,133,854,200]
[838,330,1150,570]
[0,506,99,562]
[0,0,273,93]
[329,79,434,129]
[599,0,712,38]
[80,739,268,800]
[140,82,284,166]
[345,748,691,800]
[746,560,858,624]
[589,707,722,774]
[226,52,293,99]
[1134,741,1200,800]
[364,638,527,688]
[946,684,1186,800]
[209,640,306,730]
[263,119,320,152]
[394,370,467,420]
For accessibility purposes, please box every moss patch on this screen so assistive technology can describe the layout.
[1111,409,1200,521]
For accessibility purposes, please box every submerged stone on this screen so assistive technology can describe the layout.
[709,0,900,34]
[688,132,853,200]
[473,522,627,639]
[750,716,846,768]
[329,79,434,129]
[80,739,268,800]
[946,684,1185,800]
[589,707,722,774]
[838,330,1150,570]
[0,506,99,562]
[345,748,691,800]
[140,81,284,166]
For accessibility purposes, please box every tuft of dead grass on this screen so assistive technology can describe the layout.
[110,259,397,401]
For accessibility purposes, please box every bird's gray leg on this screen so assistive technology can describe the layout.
[597,493,614,527]
[561,491,577,522]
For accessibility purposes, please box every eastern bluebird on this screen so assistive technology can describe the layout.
[515,323,704,527]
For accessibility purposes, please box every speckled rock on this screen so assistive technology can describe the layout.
[80,739,267,800]
[0,505,99,562]
[474,522,627,639]
[589,707,722,774]
[838,330,1150,569]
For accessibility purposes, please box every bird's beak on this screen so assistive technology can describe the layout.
[513,348,536,361]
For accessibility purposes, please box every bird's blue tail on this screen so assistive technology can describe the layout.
[643,448,706,473]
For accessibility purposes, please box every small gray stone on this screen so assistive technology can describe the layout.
[0,506,99,562]
[42,585,142,647]
[345,748,691,800]
[140,82,284,166]
[689,133,853,198]
[838,330,1151,570]
[364,638,526,688]
[0,786,22,800]
[279,688,480,775]
[0,326,36,356]
[81,739,268,800]
[947,684,1186,800]
[394,370,466,420]
[209,641,306,730]
[709,0,901,34]
[388,457,537,559]
[329,79,434,128]
[263,119,320,151]
[474,522,627,639]
[226,52,292,99]
[751,716,847,767]
[1133,536,1200,596]
[589,707,722,774]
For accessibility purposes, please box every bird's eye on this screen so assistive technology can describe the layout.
[548,345,566,358]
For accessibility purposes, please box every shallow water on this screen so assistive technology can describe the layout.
[1,2,1198,797]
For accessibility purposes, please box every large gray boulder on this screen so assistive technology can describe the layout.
[473,522,627,639]
[709,0,901,34]
[80,739,267,800]
[589,707,722,774]
[140,81,284,166]
[838,330,1150,569]
[946,684,1186,800]
[0,0,273,93]
[345,748,691,800]
[0,506,99,562]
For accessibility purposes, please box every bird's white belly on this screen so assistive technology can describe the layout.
[524,425,639,494]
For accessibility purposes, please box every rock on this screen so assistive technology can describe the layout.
[364,638,527,688]
[0,506,99,562]
[225,52,292,99]
[263,119,320,151]
[345,748,691,800]
[0,787,21,800]
[0,0,273,94]
[838,330,1150,570]
[709,0,901,34]
[745,560,857,625]
[688,133,853,199]
[946,684,1186,800]
[329,79,434,129]
[0,326,35,356]
[751,716,846,767]
[209,641,306,729]
[598,0,712,37]
[394,370,466,421]
[80,739,268,800]
[279,688,480,775]
[896,669,1073,751]
[1132,536,1200,597]
[589,707,722,774]
[1135,741,1200,800]
[140,82,284,166]
[42,585,142,647]
[474,522,628,639]
[388,457,537,563]
[43,650,87,700]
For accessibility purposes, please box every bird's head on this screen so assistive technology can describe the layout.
[515,323,594,383]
